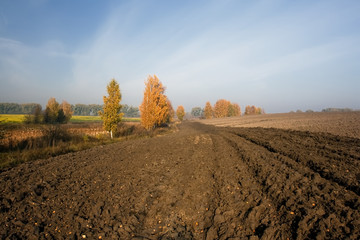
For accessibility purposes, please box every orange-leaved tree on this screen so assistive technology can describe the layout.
[99,79,123,139]
[245,105,264,115]
[176,105,185,121]
[139,75,169,130]
[214,99,230,118]
[204,101,213,119]
[60,100,73,123]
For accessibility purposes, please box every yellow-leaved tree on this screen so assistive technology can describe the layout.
[228,103,241,117]
[99,79,123,139]
[176,105,185,121]
[139,75,169,130]
[204,101,213,119]
[44,97,60,123]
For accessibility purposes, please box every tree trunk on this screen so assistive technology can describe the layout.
[110,130,113,139]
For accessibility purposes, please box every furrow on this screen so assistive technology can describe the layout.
[219,130,360,239]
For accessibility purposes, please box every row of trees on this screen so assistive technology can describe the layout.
[202,101,264,119]
[244,105,265,115]
[0,102,139,117]
[22,75,264,137]
[121,105,140,117]
[99,75,188,137]
[100,75,195,137]
[203,100,241,119]
[72,104,139,117]
[99,75,176,137]
[24,98,73,124]
[0,103,42,114]
[72,104,103,116]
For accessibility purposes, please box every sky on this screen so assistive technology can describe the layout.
[0,0,359,113]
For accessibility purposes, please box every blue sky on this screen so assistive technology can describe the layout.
[0,0,359,113]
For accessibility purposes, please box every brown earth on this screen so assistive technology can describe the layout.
[201,112,360,139]
[0,121,359,239]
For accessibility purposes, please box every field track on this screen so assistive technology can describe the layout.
[0,122,359,239]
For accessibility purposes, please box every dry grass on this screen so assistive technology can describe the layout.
[0,114,140,124]
[0,122,174,170]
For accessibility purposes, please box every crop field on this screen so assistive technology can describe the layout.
[0,112,359,239]
[201,111,360,139]
[0,114,25,124]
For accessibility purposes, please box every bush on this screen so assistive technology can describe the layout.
[41,125,72,147]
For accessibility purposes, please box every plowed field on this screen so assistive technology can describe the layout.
[1,119,359,239]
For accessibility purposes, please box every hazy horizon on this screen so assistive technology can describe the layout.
[1,0,359,113]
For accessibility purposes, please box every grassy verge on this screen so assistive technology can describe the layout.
[1,139,109,170]
[0,114,140,124]
[0,122,173,171]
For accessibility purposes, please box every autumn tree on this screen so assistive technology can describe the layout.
[245,105,264,115]
[214,99,231,118]
[99,79,123,139]
[176,105,185,121]
[60,100,73,123]
[43,98,73,124]
[44,98,60,123]
[204,101,213,119]
[233,103,241,116]
[245,105,253,115]
[228,104,235,117]
[139,75,170,130]
[256,107,264,114]
[228,103,241,117]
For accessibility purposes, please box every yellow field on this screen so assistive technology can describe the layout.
[70,115,102,123]
[0,114,24,123]
[0,114,140,124]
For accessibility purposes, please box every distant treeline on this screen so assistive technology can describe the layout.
[0,103,41,114]
[72,104,103,116]
[321,108,356,112]
[0,103,140,117]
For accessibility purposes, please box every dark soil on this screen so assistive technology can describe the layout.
[0,122,359,239]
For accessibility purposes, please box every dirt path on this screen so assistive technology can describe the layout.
[1,122,359,239]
